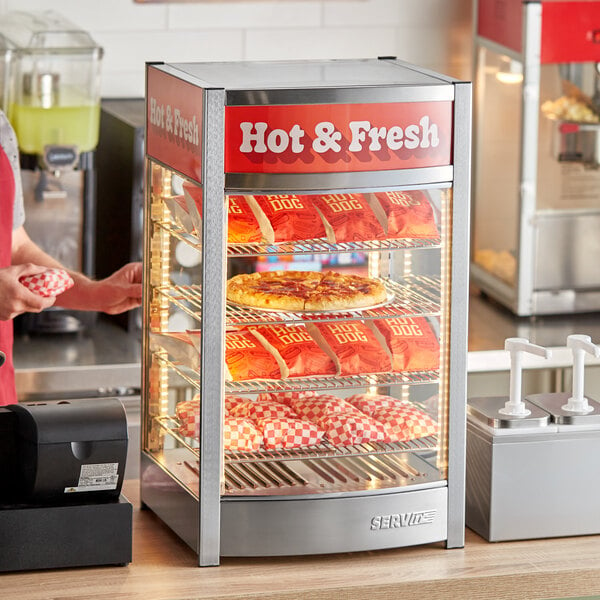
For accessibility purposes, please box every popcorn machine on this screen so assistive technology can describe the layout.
[471,0,600,316]
[141,58,471,565]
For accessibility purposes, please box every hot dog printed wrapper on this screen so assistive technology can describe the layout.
[306,193,386,243]
[305,321,391,376]
[224,329,282,381]
[249,324,337,378]
[244,194,327,244]
[367,317,440,372]
[19,268,74,297]
[184,181,264,244]
[367,190,440,239]
[227,195,264,244]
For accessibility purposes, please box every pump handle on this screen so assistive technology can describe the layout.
[562,334,600,413]
[504,337,550,359]
[567,334,600,359]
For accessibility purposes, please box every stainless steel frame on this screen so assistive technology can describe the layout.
[141,59,470,565]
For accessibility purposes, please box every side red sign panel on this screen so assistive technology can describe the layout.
[225,102,453,174]
[146,67,203,182]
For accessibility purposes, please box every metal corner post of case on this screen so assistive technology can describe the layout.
[447,80,472,549]
[198,87,227,566]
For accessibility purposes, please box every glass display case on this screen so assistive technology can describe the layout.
[141,58,471,566]
[472,0,600,316]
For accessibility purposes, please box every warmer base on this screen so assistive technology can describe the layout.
[141,453,451,563]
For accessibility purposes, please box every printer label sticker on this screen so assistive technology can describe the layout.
[64,463,119,493]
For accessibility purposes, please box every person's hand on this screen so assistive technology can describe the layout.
[0,263,56,320]
[83,262,143,315]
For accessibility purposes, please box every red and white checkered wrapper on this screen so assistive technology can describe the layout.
[345,393,401,416]
[229,399,297,421]
[320,412,389,446]
[176,398,200,439]
[256,391,319,406]
[257,417,324,450]
[372,404,438,442]
[224,417,263,451]
[289,394,361,423]
[224,395,246,412]
[19,268,74,297]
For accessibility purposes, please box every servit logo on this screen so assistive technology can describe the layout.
[370,509,437,530]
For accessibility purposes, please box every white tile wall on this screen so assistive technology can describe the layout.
[245,26,398,61]
[167,1,322,29]
[0,0,473,98]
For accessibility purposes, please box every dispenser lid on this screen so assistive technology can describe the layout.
[526,392,600,425]
[467,396,551,429]
[0,11,101,53]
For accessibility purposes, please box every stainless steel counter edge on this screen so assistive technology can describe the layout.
[15,363,141,398]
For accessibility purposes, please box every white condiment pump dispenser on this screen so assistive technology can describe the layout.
[498,338,551,417]
[562,334,600,414]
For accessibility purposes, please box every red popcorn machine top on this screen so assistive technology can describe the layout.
[141,58,471,566]
[472,0,600,315]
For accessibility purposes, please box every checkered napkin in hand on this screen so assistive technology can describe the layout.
[19,268,74,297]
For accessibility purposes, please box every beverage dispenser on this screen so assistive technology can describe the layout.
[471,0,600,316]
[0,11,103,332]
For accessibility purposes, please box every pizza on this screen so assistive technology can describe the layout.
[226,270,388,312]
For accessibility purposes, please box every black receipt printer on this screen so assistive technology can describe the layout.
[0,398,132,572]
[5,397,128,502]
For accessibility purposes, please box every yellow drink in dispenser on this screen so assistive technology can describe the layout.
[10,103,100,155]
[0,11,104,156]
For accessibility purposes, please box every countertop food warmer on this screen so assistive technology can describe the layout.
[471,0,600,316]
[141,58,471,566]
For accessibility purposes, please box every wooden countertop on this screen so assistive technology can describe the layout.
[2,480,600,600]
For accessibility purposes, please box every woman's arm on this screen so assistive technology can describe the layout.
[11,226,142,314]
